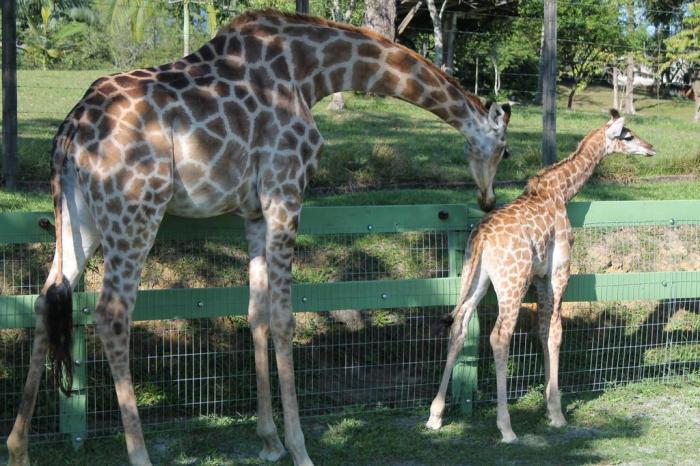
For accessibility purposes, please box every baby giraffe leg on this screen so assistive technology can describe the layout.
[426,301,476,430]
[427,269,489,430]
[539,269,568,428]
[490,298,522,443]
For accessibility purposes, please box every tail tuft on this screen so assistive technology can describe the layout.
[441,313,455,327]
[44,276,73,397]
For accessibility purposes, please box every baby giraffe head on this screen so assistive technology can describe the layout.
[604,109,656,157]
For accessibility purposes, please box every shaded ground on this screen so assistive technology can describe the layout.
[2,377,698,465]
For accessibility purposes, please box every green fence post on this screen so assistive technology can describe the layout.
[59,322,87,448]
[448,227,479,415]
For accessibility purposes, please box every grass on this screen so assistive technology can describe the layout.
[3,377,699,465]
[1,69,698,203]
[3,181,700,213]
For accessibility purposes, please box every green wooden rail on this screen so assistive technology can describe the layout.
[1,200,699,444]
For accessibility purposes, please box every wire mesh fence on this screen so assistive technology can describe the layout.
[0,202,699,444]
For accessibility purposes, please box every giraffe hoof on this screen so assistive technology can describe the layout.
[549,416,567,428]
[7,435,30,466]
[501,432,518,444]
[425,416,443,430]
[258,446,287,462]
[8,452,30,466]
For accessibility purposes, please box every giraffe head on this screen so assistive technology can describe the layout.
[467,102,511,212]
[604,109,656,157]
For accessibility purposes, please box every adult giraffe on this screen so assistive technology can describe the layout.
[7,10,511,466]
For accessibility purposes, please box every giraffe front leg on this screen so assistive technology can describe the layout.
[265,204,313,466]
[245,219,287,462]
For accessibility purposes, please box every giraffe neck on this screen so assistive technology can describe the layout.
[532,129,606,202]
[219,11,489,139]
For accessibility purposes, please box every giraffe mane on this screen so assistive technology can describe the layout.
[526,126,605,190]
[222,9,487,114]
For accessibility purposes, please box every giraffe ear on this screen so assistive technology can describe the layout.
[605,116,625,139]
[608,108,621,121]
[500,103,511,126]
[488,102,505,130]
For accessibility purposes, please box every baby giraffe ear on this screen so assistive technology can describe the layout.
[605,116,625,139]
[609,108,621,121]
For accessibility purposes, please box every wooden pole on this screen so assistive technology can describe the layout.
[2,0,18,190]
[296,0,309,14]
[542,0,557,166]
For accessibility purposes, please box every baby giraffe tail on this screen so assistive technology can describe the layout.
[44,128,74,397]
[443,232,485,329]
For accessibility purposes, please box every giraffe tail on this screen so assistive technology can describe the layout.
[442,231,484,328]
[44,122,75,397]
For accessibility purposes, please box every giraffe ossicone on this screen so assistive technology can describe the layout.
[8,9,512,466]
[426,109,655,442]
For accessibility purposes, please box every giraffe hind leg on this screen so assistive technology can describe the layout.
[490,273,530,444]
[91,199,170,466]
[538,271,568,428]
[245,218,287,462]
[426,265,490,430]
[7,166,99,465]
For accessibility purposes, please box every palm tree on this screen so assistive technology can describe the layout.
[101,0,153,43]
[17,0,96,69]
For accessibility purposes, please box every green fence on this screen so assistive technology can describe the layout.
[1,201,699,446]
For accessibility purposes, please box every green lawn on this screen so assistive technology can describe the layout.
[4,377,699,465]
[1,69,698,197]
[1,72,698,212]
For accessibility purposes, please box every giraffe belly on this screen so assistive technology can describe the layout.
[166,176,261,218]
[166,133,261,218]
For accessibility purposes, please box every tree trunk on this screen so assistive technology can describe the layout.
[613,66,620,110]
[567,87,576,109]
[624,0,636,114]
[492,59,500,96]
[542,0,557,166]
[327,92,346,112]
[625,55,636,114]
[2,0,18,189]
[693,72,700,123]
[363,0,396,41]
[328,0,359,112]
[534,22,545,105]
[426,0,444,67]
[474,56,479,95]
[443,12,457,74]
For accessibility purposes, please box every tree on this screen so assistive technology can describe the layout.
[101,0,153,43]
[17,0,95,69]
[327,0,361,111]
[555,0,624,109]
[363,0,395,41]
[624,0,637,114]
[664,3,700,121]
[425,0,448,68]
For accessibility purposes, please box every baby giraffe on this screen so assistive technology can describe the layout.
[426,110,655,442]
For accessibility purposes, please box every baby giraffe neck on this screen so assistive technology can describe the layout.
[535,129,606,202]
